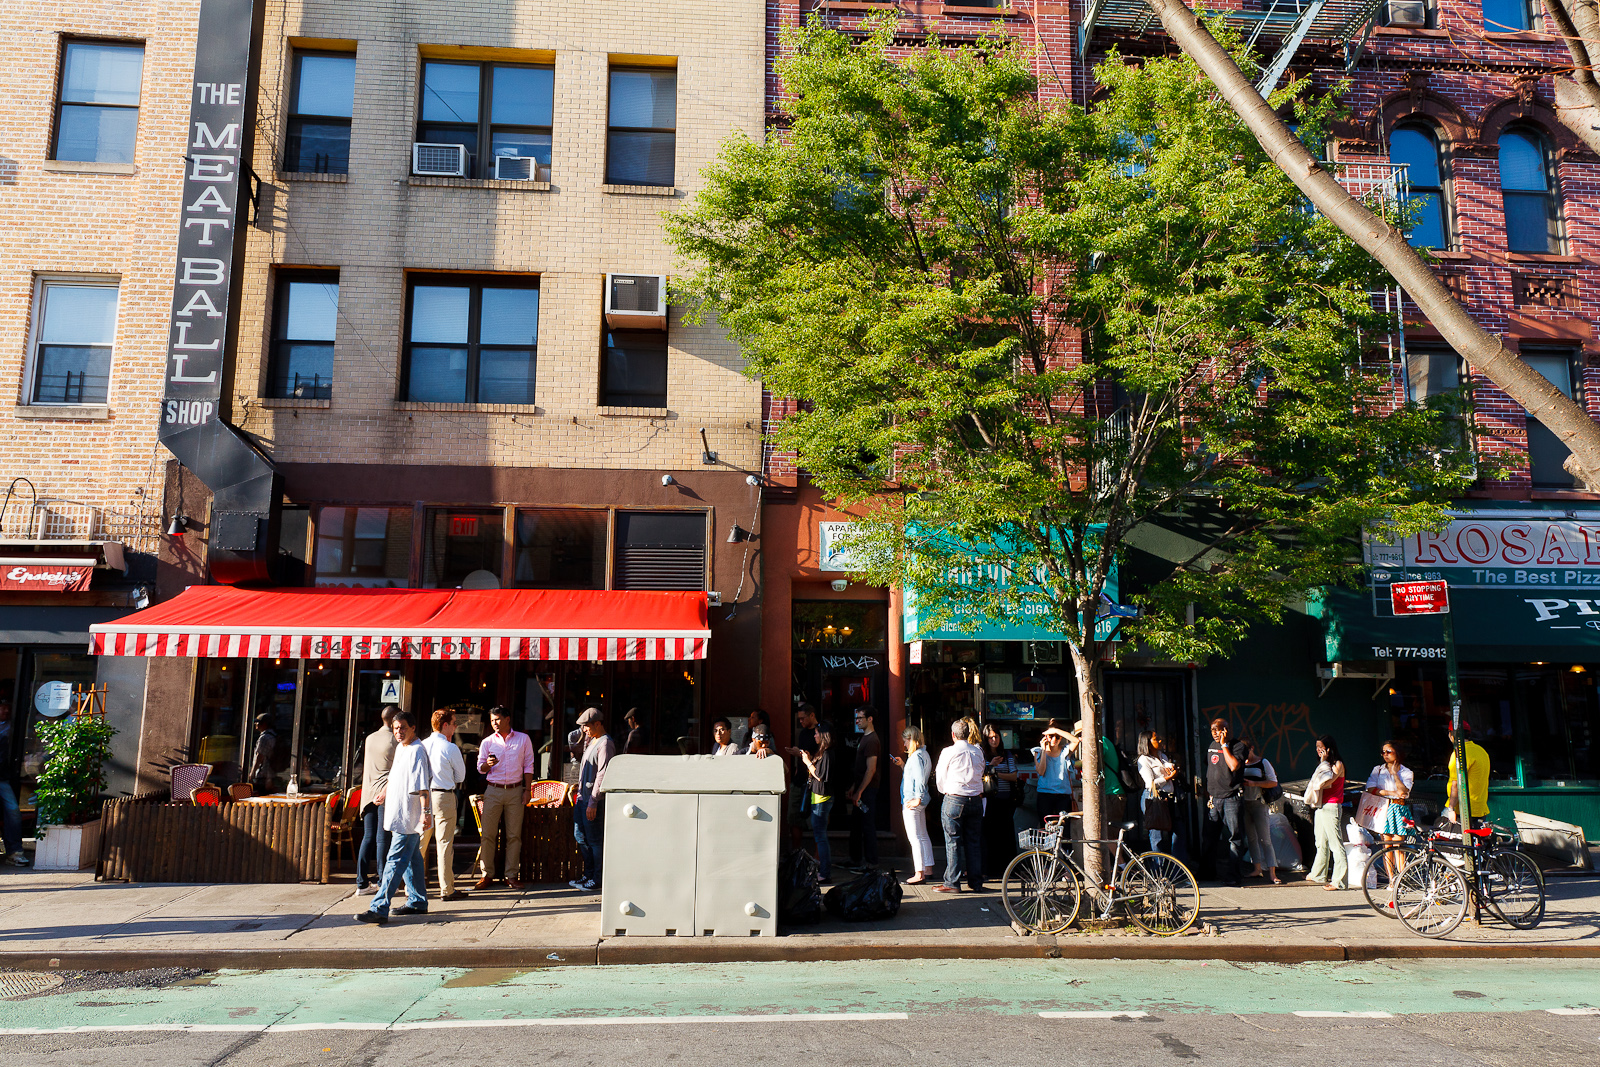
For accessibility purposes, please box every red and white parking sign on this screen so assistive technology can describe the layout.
[1390,579,1450,615]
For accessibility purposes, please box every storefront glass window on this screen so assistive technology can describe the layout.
[513,509,606,589]
[424,508,505,588]
[1514,666,1599,782]
[195,659,248,783]
[21,652,97,791]
[315,506,412,587]
[792,601,887,650]
[298,661,350,792]
[248,662,300,793]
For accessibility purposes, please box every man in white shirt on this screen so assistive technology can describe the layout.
[934,718,986,893]
[358,709,433,924]
[420,707,469,901]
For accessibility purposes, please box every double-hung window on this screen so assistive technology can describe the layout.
[404,276,539,404]
[1482,0,1531,31]
[30,279,118,405]
[607,67,676,186]
[53,40,144,163]
[285,52,355,174]
[1389,125,1448,249]
[1499,128,1562,254]
[417,61,553,180]
[269,272,339,399]
[1522,350,1580,487]
[602,328,668,408]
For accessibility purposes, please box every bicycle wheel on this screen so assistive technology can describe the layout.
[1001,849,1081,934]
[1393,853,1468,938]
[1363,842,1421,920]
[1481,849,1546,930]
[1120,851,1200,936]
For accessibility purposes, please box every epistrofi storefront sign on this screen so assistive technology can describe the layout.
[1323,509,1600,658]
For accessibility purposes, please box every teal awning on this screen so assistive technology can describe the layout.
[1314,583,1600,662]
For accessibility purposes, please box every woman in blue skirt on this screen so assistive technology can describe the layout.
[1365,740,1415,879]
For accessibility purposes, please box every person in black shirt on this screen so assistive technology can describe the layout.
[847,708,881,867]
[783,704,819,849]
[1205,717,1250,887]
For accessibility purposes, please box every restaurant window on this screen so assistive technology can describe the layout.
[29,278,117,405]
[1389,124,1448,250]
[269,271,338,399]
[1521,349,1579,486]
[404,276,539,404]
[1499,128,1562,254]
[612,511,705,590]
[297,660,350,793]
[53,39,143,163]
[424,507,506,588]
[513,509,607,589]
[314,506,412,587]
[1482,0,1531,31]
[194,659,248,783]
[607,66,676,186]
[416,60,553,180]
[285,51,355,174]
[247,661,299,793]
[602,328,668,408]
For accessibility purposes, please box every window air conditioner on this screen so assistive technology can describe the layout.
[493,155,535,181]
[413,142,467,177]
[605,273,668,330]
[1385,0,1427,27]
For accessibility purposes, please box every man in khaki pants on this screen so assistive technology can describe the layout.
[420,708,468,900]
[474,705,534,891]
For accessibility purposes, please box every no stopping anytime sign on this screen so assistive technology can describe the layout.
[1390,579,1450,615]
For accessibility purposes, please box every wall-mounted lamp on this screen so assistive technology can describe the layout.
[727,523,752,543]
[831,579,849,592]
[661,474,676,486]
[745,474,761,487]
[167,514,188,537]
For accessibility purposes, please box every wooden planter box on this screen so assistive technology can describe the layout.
[34,819,103,871]
[97,796,329,883]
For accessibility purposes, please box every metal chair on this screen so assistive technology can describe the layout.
[170,764,212,803]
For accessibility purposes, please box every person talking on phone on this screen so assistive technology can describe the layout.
[473,705,534,891]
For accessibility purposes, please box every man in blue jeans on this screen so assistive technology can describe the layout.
[935,719,986,892]
[355,707,397,892]
[358,709,432,924]
[570,707,616,893]
[0,699,25,867]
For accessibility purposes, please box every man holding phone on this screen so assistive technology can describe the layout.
[474,705,534,891]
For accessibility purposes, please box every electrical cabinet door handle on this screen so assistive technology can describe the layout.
[747,805,762,819]
[623,803,640,817]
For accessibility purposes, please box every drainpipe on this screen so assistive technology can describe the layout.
[157,0,280,585]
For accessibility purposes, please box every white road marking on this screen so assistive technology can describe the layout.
[1292,1011,1394,1019]
[1038,1011,1150,1019]
[1547,1008,1600,1016]
[0,1013,911,1037]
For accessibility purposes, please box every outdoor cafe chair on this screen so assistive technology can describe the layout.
[170,763,211,803]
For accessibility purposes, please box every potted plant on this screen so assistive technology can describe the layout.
[32,704,116,871]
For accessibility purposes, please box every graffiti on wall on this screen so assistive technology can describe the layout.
[1201,700,1318,776]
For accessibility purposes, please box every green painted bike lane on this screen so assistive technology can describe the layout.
[2,960,1599,1033]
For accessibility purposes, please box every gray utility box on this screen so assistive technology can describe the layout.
[600,754,785,937]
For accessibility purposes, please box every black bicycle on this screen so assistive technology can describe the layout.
[1370,819,1545,938]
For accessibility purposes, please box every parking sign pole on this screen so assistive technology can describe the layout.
[1439,602,1480,924]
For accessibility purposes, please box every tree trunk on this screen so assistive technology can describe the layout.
[1554,77,1600,157]
[1068,641,1104,886]
[1141,0,1600,490]
[1545,0,1600,155]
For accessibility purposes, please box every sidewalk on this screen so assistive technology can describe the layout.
[3,865,1597,970]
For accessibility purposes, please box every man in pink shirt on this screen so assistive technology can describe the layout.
[473,705,534,891]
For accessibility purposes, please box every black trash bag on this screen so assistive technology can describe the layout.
[823,865,903,922]
[780,849,824,925]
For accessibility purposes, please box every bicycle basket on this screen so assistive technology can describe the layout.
[1018,829,1060,851]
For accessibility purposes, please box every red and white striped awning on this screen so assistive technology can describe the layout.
[89,586,710,661]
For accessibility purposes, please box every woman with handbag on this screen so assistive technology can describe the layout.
[890,726,936,885]
[1240,739,1281,884]
[1305,735,1349,891]
[1365,740,1415,880]
[1136,730,1178,853]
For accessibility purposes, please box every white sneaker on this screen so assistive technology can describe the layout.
[567,878,585,889]
[5,851,29,868]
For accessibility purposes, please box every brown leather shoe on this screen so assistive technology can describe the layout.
[472,877,493,891]
[507,880,526,891]
[441,890,469,901]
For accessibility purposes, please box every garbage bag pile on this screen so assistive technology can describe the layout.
[780,849,824,925]
[823,866,903,922]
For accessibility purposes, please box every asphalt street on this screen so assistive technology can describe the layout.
[1,959,1597,1065]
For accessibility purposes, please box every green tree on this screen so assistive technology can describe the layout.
[669,20,1476,859]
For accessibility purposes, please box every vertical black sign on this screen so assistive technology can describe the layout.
[160,0,256,434]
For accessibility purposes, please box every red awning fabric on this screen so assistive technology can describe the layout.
[88,586,710,661]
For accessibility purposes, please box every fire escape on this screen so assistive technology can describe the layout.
[1078,0,1386,93]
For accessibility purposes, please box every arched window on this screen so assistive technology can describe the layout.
[1389,125,1447,249]
[1481,0,1530,31]
[1499,128,1562,254]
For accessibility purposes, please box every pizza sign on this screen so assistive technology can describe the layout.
[1391,579,1450,615]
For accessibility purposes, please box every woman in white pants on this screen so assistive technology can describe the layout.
[891,725,936,884]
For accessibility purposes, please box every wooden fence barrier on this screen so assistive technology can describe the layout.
[97,795,329,883]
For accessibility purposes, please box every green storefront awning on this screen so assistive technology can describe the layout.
[1314,584,1600,662]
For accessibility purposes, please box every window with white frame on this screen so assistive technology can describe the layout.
[29,279,118,405]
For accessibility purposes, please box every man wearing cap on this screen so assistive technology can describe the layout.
[570,708,616,892]
[474,705,534,891]
[248,713,278,795]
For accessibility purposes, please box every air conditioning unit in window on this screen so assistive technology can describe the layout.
[493,155,535,181]
[605,273,668,330]
[413,142,467,177]
[1385,0,1427,27]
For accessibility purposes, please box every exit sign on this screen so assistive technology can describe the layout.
[449,515,480,537]
[1391,579,1450,615]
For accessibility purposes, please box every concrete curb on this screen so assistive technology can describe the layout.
[5,939,1600,971]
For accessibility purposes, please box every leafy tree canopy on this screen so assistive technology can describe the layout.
[669,18,1475,671]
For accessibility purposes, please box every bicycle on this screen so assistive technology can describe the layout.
[1000,812,1200,936]
[1381,819,1545,938]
